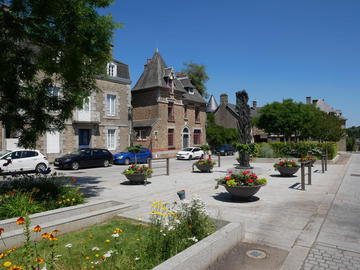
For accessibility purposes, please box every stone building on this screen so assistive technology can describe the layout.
[0,59,132,161]
[131,51,207,157]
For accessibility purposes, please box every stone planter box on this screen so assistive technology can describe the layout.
[222,184,266,199]
[277,166,300,177]
[195,163,214,172]
[125,173,147,184]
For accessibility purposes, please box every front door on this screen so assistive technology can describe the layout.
[183,134,189,148]
[79,129,91,148]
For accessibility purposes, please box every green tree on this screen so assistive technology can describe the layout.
[0,0,119,148]
[206,113,238,148]
[182,62,209,98]
[311,111,345,142]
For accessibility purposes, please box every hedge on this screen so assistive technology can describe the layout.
[256,142,337,159]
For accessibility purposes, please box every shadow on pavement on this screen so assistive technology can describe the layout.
[270,174,297,178]
[120,181,152,185]
[212,192,260,203]
[71,176,104,199]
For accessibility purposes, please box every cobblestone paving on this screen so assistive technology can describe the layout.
[301,243,360,270]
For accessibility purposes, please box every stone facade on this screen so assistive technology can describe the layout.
[131,51,207,157]
[0,59,131,161]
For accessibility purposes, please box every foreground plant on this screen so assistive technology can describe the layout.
[122,164,153,176]
[273,159,300,170]
[215,170,267,188]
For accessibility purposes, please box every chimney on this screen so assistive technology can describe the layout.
[220,94,228,105]
[252,101,257,109]
[306,96,311,104]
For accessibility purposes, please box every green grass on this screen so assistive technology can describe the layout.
[1,218,184,270]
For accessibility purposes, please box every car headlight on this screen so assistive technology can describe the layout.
[116,156,123,160]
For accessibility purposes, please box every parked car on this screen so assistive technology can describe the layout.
[176,147,204,160]
[0,150,49,174]
[214,144,235,156]
[54,148,113,170]
[113,147,152,165]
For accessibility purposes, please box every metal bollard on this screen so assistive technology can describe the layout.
[301,162,305,190]
[147,158,152,178]
[321,155,325,173]
[218,155,221,167]
[325,155,328,171]
[308,162,312,185]
[166,158,170,175]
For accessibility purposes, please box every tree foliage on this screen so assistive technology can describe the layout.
[253,99,345,142]
[0,0,119,148]
[182,62,209,98]
[206,113,239,148]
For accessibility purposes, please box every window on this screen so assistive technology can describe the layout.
[195,107,200,123]
[48,87,60,97]
[81,97,91,112]
[168,102,174,121]
[11,151,22,159]
[107,63,117,77]
[106,94,116,116]
[135,128,151,140]
[184,105,188,119]
[194,130,201,145]
[188,88,194,95]
[168,129,174,148]
[107,129,116,150]
[22,151,38,158]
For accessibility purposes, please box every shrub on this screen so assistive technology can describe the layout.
[258,143,276,158]
[194,158,216,166]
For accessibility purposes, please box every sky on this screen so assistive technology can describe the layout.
[100,0,360,127]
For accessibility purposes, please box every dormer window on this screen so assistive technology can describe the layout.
[188,88,194,95]
[107,62,117,77]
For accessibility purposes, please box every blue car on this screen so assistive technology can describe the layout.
[113,147,152,165]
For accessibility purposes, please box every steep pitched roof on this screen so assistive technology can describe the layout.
[182,88,207,104]
[206,95,218,112]
[132,51,168,91]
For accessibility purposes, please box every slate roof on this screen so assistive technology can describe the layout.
[226,103,261,118]
[206,95,218,112]
[132,52,170,91]
[182,88,207,104]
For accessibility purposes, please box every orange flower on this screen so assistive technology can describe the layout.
[35,257,43,264]
[70,177,77,183]
[52,229,60,234]
[0,228,4,235]
[113,228,122,233]
[0,253,6,259]
[9,265,23,270]
[41,233,50,239]
[32,225,41,232]
[48,234,58,241]
[16,217,25,225]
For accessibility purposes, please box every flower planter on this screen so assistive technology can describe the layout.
[277,166,300,177]
[195,163,214,172]
[125,174,147,184]
[222,184,265,199]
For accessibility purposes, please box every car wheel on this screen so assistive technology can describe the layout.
[103,159,110,167]
[124,158,130,165]
[71,162,79,170]
[35,163,47,173]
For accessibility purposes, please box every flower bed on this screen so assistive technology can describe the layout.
[0,197,215,269]
[216,170,267,188]
[193,158,216,172]
[274,159,300,176]
[0,175,84,220]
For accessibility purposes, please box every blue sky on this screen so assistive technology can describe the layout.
[101,0,360,126]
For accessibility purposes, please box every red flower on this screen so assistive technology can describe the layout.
[242,171,247,175]
[0,228,4,235]
[207,158,212,161]
[224,176,231,180]
[228,171,233,174]
[279,162,283,166]
[251,174,258,179]
[248,179,254,183]
[131,164,135,168]
[70,177,77,183]
[16,217,25,225]
[32,225,42,232]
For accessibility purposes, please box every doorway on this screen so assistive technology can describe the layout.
[182,127,190,148]
[79,129,91,148]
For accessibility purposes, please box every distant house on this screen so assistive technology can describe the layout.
[131,51,207,157]
[0,58,132,161]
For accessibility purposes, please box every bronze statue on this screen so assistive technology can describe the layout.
[236,90,252,167]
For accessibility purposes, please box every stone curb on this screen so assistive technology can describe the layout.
[152,222,244,270]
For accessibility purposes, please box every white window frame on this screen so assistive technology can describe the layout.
[106,94,116,116]
[81,97,91,112]
[107,129,116,150]
[107,62,117,77]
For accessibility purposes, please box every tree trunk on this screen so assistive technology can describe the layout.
[239,152,250,168]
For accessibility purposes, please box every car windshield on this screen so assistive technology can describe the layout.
[0,150,10,158]
[182,148,193,152]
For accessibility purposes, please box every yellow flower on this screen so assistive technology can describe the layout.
[66,198,70,202]
[155,212,163,216]
[3,261,12,267]
[35,257,44,264]
[113,228,122,233]
[105,239,110,243]
[15,217,25,225]
[7,248,16,254]
[95,254,100,257]
[10,265,23,270]
[85,256,90,260]
[72,198,76,201]
[32,225,42,232]
[161,207,169,210]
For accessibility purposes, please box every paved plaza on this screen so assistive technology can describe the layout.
[54,153,359,270]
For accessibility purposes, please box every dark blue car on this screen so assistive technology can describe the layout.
[113,147,152,165]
